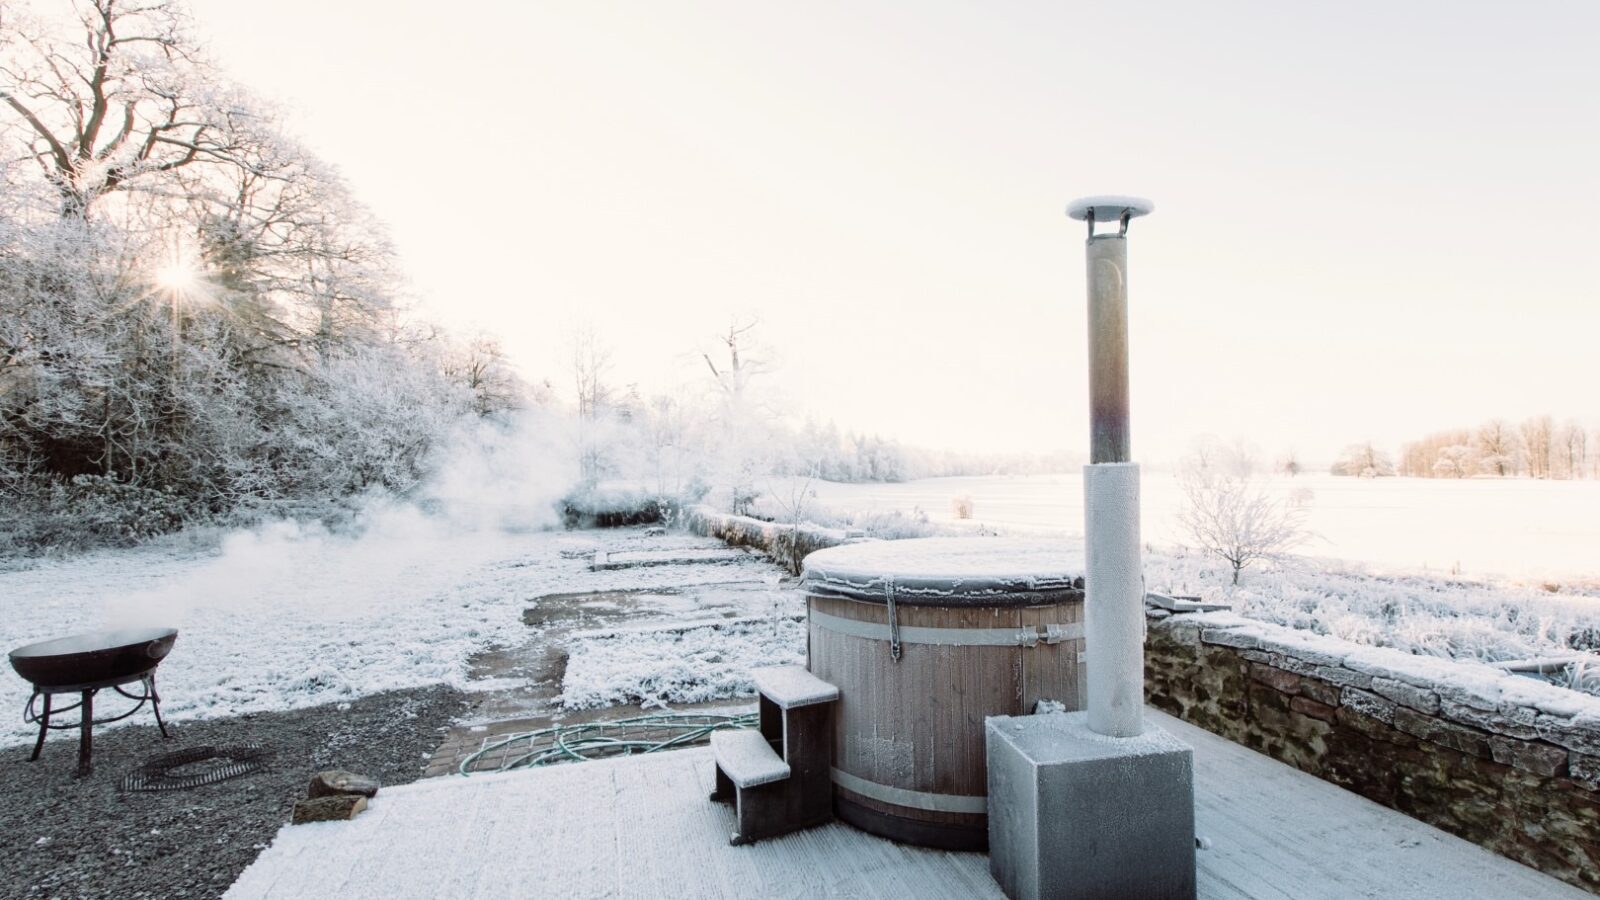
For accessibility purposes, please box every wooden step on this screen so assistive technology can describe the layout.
[751,665,840,710]
[711,730,790,788]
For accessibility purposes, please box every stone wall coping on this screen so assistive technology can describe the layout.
[686,505,857,543]
[1162,611,1600,730]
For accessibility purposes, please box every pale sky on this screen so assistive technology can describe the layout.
[186,0,1600,461]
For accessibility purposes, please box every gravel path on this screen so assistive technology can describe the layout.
[0,685,463,900]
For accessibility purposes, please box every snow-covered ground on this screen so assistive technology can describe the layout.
[558,615,804,710]
[0,510,782,748]
[809,473,1600,583]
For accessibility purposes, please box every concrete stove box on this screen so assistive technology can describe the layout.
[986,711,1195,900]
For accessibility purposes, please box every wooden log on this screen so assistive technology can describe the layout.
[292,794,368,824]
[308,770,380,799]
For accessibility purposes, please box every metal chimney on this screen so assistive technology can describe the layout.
[1067,195,1153,738]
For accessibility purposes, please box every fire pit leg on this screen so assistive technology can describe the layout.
[77,689,93,777]
[149,675,170,739]
[29,692,50,761]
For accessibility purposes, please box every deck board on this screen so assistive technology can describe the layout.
[225,709,1586,899]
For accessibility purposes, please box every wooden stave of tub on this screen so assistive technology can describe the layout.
[806,590,1086,851]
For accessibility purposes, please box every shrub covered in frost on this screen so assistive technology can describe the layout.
[0,474,191,552]
[1148,547,1600,671]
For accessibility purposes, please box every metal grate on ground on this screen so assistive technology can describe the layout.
[121,744,272,792]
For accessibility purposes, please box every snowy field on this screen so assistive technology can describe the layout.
[0,511,783,748]
[809,473,1600,583]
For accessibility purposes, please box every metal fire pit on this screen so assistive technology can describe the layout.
[9,627,178,776]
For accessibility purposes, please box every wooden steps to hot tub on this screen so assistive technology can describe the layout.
[709,730,790,788]
[710,665,838,846]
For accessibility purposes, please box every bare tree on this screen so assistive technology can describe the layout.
[764,460,820,574]
[1277,448,1302,477]
[1520,416,1554,479]
[701,317,769,401]
[1475,419,1521,477]
[569,326,612,484]
[1557,420,1587,481]
[1178,458,1308,585]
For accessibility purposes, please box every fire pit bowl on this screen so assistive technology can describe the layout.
[10,627,177,691]
[9,627,178,776]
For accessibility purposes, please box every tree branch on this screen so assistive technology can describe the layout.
[0,89,74,174]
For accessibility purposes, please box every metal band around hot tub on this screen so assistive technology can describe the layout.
[831,767,989,815]
[809,608,1083,647]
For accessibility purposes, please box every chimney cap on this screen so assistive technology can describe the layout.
[1066,196,1154,222]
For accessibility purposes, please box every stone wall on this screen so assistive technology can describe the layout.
[1145,609,1600,894]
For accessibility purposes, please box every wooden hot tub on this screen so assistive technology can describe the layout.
[800,538,1085,850]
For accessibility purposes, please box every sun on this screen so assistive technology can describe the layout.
[154,261,200,294]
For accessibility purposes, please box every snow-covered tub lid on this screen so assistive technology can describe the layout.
[800,538,1085,607]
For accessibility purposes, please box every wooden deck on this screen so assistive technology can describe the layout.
[226,710,1587,899]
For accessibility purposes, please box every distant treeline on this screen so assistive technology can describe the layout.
[1397,417,1596,480]
[789,420,1079,483]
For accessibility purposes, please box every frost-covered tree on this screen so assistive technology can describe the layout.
[1402,429,1475,478]
[1177,454,1309,585]
[702,317,774,514]
[1431,444,1476,479]
[568,325,613,485]
[443,334,522,418]
[1187,435,1258,479]
[1475,419,1522,477]
[0,0,480,549]
[640,394,702,499]
[1331,442,1395,478]
[0,0,252,219]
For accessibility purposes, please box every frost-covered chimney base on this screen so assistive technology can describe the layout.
[1084,461,1144,738]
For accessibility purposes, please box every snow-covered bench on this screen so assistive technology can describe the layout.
[710,665,839,845]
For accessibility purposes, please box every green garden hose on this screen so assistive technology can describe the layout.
[457,712,757,775]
